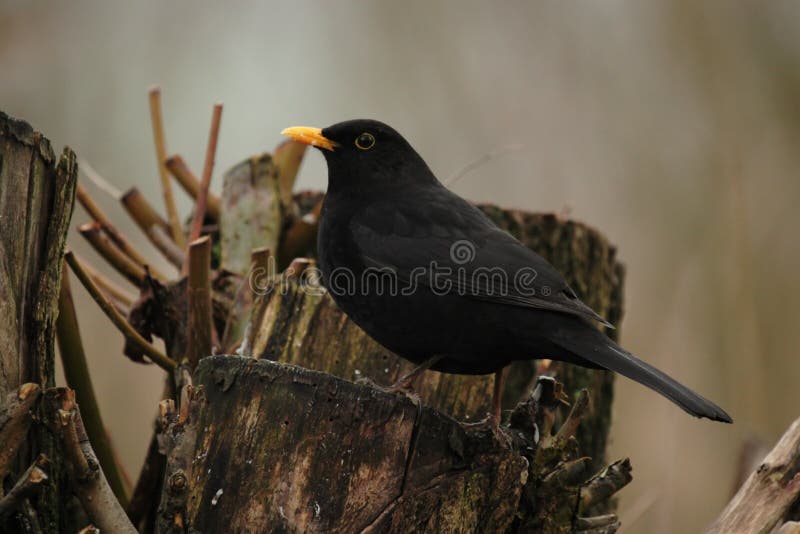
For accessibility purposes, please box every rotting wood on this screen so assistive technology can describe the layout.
[156,356,631,533]
[0,110,77,531]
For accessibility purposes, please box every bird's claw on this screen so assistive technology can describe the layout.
[462,412,511,446]
[356,376,421,404]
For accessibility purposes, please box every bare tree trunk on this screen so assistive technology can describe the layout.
[0,112,77,531]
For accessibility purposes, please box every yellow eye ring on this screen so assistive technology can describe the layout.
[355,132,376,150]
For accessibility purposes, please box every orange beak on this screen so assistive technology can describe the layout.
[280,126,338,151]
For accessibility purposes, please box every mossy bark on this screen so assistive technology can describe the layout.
[160,356,629,533]
[0,111,78,532]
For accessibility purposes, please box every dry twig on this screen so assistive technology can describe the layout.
[64,250,176,371]
[186,103,223,254]
[76,184,156,274]
[77,255,135,312]
[121,187,171,236]
[165,155,221,220]
[47,388,136,533]
[148,87,185,248]
[150,223,187,268]
[78,223,153,285]
[57,264,131,504]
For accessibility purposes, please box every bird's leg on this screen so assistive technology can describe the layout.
[464,366,508,437]
[387,355,443,392]
[490,367,506,426]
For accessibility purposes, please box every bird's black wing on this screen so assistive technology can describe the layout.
[349,186,611,327]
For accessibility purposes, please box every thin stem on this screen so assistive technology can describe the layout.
[78,223,151,285]
[77,255,135,309]
[165,155,221,220]
[185,103,223,259]
[148,86,185,248]
[76,183,154,274]
[119,187,184,269]
[78,159,123,198]
[120,187,170,236]
[57,263,130,505]
[149,224,186,268]
[64,250,176,371]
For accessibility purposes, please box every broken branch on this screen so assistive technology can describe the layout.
[121,186,170,237]
[47,388,136,534]
[76,183,156,275]
[65,250,176,371]
[78,223,158,285]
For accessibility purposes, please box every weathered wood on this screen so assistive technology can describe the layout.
[708,416,800,534]
[0,110,77,532]
[219,153,283,275]
[158,356,630,533]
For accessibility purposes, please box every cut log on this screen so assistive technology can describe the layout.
[158,355,631,533]
[0,111,77,531]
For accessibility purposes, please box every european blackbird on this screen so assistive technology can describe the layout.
[282,119,732,424]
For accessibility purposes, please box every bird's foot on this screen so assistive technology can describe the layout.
[462,412,510,446]
[356,376,421,404]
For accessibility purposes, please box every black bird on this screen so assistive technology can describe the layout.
[282,120,732,425]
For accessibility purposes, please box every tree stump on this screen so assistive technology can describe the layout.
[0,112,77,532]
[158,356,630,533]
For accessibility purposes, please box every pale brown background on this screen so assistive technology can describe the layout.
[2,2,799,532]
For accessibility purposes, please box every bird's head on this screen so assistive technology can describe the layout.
[281,119,436,191]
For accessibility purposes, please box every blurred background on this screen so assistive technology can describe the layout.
[2,1,799,532]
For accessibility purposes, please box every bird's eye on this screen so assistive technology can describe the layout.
[355,132,375,150]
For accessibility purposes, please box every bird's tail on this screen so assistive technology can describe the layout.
[548,321,732,423]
